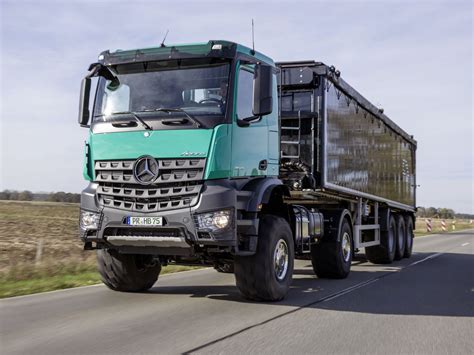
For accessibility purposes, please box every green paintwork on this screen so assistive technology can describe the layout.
[90,129,212,160]
[85,125,234,181]
[204,124,232,179]
[87,129,212,179]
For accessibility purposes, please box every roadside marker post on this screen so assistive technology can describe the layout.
[452,220,456,231]
[35,238,44,265]
[426,219,432,233]
[441,220,447,232]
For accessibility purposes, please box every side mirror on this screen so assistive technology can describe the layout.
[252,64,273,116]
[78,78,91,127]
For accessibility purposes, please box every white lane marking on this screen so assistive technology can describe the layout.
[323,252,445,303]
[461,242,470,247]
[408,252,443,267]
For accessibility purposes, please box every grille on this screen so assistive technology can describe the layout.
[94,158,205,212]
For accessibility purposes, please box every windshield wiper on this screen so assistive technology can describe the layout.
[143,108,202,128]
[111,111,153,131]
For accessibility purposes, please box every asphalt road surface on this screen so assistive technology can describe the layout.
[1,230,473,355]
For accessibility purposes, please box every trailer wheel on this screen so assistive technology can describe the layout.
[234,215,294,301]
[311,218,352,279]
[394,216,406,260]
[365,215,396,264]
[97,249,161,292]
[404,216,414,258]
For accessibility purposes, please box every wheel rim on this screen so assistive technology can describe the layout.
[274,239,289,281]
[341,232,352,263]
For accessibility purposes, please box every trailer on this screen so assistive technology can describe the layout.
[276,61,416,271]
[77,40,417,301]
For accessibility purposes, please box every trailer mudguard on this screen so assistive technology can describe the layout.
[321,209,353,243]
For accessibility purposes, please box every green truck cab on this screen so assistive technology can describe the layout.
[78,40,416,301]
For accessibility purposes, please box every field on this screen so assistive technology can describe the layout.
[0,201,471,298]
[0,201,199,298]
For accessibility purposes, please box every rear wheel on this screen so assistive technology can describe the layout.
[404,216,414,258]
[234,215,294,301]
[97,249,161,292]
[311,218,353,279]
[365,215,396,264]
[394,215,406,260]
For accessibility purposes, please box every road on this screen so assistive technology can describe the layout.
[1,230,473,354]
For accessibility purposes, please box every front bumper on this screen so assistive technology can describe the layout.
[80,181,256,255]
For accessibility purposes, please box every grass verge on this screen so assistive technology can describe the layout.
[0,264,202,299]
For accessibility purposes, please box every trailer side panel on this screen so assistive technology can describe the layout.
[323,78,416,208]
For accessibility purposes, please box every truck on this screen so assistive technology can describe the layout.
[78,40,417,301]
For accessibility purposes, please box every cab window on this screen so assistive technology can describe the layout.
[236,67,254,119]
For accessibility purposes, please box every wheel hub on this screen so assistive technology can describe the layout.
[341,232,351,263]
[274,239,289,281]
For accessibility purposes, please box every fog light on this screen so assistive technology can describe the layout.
[80,210,100,230]
[195,210,232,232]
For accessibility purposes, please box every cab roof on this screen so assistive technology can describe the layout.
[98,40,274,67]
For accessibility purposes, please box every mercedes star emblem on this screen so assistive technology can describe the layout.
[133,156,159,185]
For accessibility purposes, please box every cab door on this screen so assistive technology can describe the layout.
[230,63,270,177]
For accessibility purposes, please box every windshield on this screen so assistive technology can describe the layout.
[93,59,230,127]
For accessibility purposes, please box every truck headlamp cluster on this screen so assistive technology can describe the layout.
[80,210,100,230]
[195,210,232,232]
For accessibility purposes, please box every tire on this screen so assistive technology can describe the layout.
[394,215,406,261]
[404,216,414,258]
[214,262,234,274]
[234,215,294,301]
[311,218,353,279]
[365,215,396,264]
[97,249,161,292]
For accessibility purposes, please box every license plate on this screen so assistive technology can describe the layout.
[126,216,163,226]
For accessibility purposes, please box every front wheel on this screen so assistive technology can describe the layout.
[97,249,161,292]
[234,215,294,301]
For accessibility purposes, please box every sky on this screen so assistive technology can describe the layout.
[1,0,473,213]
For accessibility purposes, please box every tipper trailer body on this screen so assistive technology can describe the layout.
[78,40,417,301]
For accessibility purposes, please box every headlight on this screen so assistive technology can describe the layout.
[195,210,232,232]
[80,210,100,230]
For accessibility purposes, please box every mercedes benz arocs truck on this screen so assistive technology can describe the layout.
[78,40,417,301]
